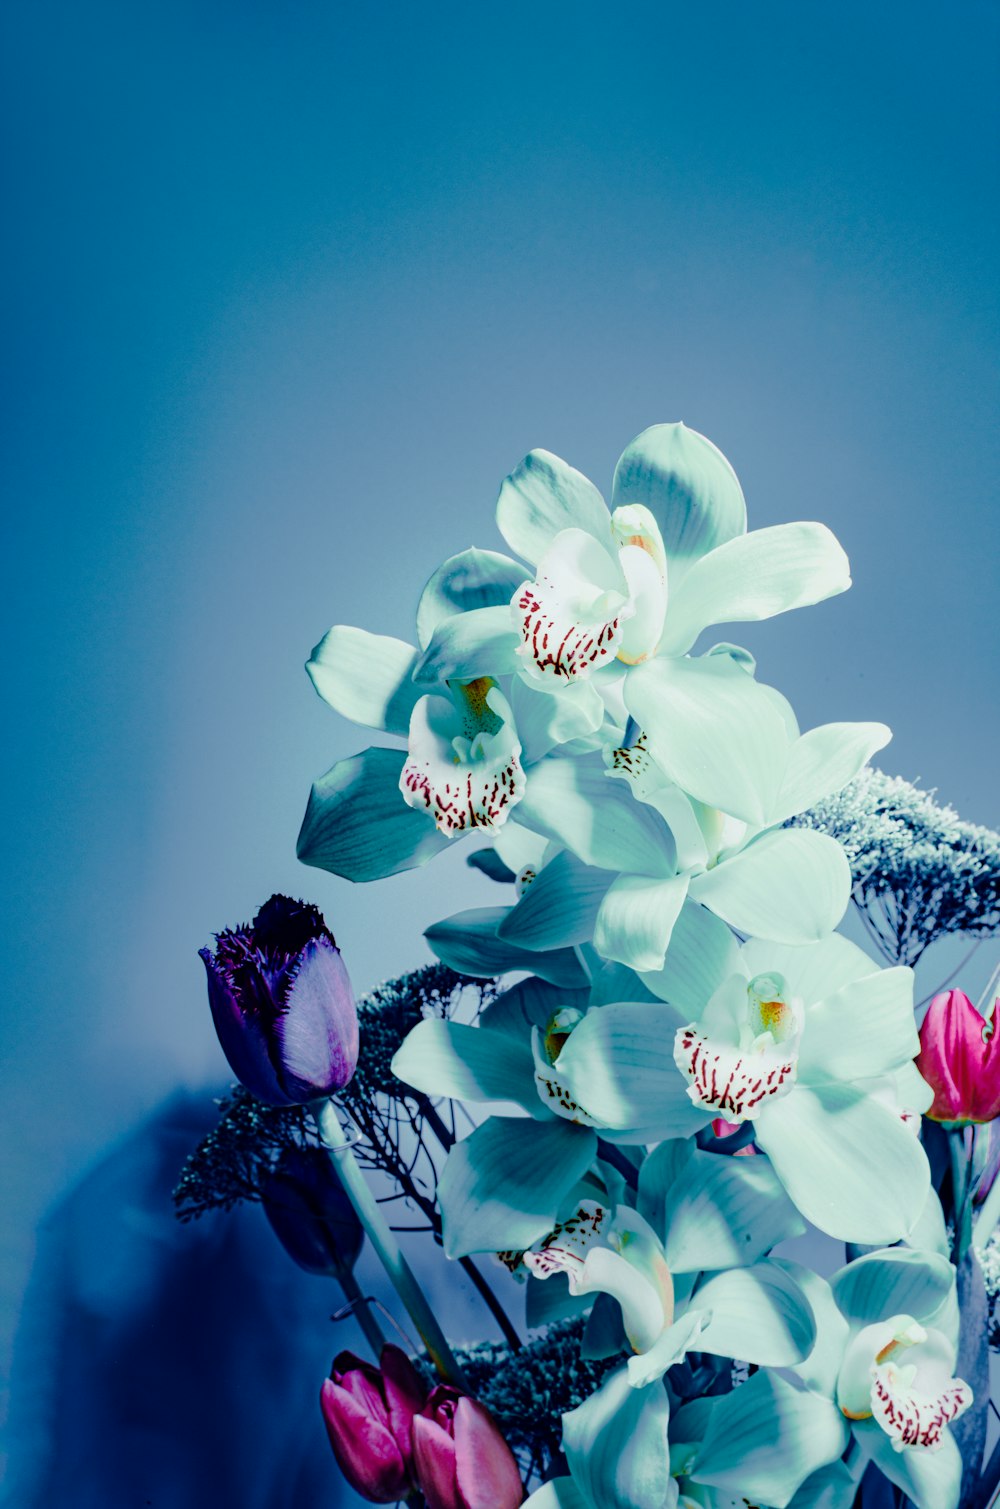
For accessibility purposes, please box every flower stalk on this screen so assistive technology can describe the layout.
[315,1098,467,1388]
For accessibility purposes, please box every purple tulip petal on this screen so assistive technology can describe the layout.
[200,951,287,1104]
[320,1378,409,1503]
[453,1397,523,1509]
[413,1412,459,1509]
[275,937,359,1099]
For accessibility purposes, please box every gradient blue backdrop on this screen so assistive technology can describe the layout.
[3,0,998,1501]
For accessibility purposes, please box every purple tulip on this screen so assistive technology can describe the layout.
[320,1346,426,1503]
[917,988,1000,1124]
[260,1144,364,1278]
[412,1386,523,1509]
[200,894,358,1106]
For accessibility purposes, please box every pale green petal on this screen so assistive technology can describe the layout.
[755,1083,930,1243]
[662,1151,804,1273]
[627,1311,708,1388]
[497,851,613,951]
[776,1260,851,1397]
[692,1371,849,1509]
[480,975,589,1042]
[438,1117,597,1257]
[514,757,677,877]
[425,906,589,988]
[905,1188,950,1257]
[895,1060,935,1115]
[770,719,892,823]
[798,966,917,1082]
[593,874,689,972]
[786,1462,859,1509]
[306,625,421,735]
[523,1480,592,1509]
[637,1139,696,1242]
[415,547,527,649]
[588,961,660,1006]
[563,1365,676,1509]
[297,747,448,881]
[576,1246,666,1353]
[855,1418,962,1509]
[659,521,851,656]
[511,675,608,762]
[496,448,611,565]
[390,1019,539,1113]
[611,423,746,579]
[690,829,850,942]
[625,655,789,825]
[412,603,520,683]
[466,847,516,883]
[555,1003,711,1139]
[640,901,743,1017]
[830,1247,956,1330]
[739,933,877,1009]
[689,1260,817,1367]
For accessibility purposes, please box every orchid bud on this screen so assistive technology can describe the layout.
[412,1386,523,1509]
[260,1145,364,1278]
[320,1345,426,1503]
[200,894,358,1106]
[916,989,1000,1124]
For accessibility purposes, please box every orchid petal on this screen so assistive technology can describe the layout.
[625,655,789,825]
[575,1245,667,1354]
[755,1083,930,1243]
[400,688,524,837]
[776,1260,851,1398]
[438,1117,597,1257]
[659,522,851,656]
[690,1260,817,1367]
[390,1019,539,1113]
[562,1365,676,1509]
[522,1480,592,1509]
[424,907,589,988]
[855,1417,962,1509]
[593,874,690,972]
[689,829,851,943]
[830,1248,956,1331]
[298,747,448,881]
[497,850,614,951]
[555,1002,712,1140]
[306,626,421,735]
[770,720,892,823]
[627,1311,708,1388]
[480,975,588,1042]
[415,547,527,649]
[798,966,917,1082]
[640,901,743,1018]
[513,756,677,877]
[513,528,631,683]
[412,604,520,683]
[739,933,877,1008]
[496,448,612,566]
[511,675,607,762]
[611,423,746,579]
[662,1150,804,1273]
[692,1371,849,1509]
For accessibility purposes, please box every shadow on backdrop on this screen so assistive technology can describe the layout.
[3,1092,367,1509]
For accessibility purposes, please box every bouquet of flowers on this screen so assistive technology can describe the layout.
[176,424,1000,1508]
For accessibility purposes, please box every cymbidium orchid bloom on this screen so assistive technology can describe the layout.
[497,423,851,687]
[548,922,930,1243]
[794,1249,972,1509]
[398,677,525,837]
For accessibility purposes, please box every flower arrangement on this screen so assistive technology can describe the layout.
[177,424,1000,1508]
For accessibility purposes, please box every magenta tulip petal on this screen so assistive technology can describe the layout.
[413,1413,459,1509]
[917,989,1000,1122]
[380,1344,427,1462]
[320,1379,409,1503]
[453,1396,524,1509]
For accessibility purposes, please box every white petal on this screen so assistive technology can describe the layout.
[593,874,690,972]
[496,448,611,565]
[513,528,632,682]
[400,688,524,836]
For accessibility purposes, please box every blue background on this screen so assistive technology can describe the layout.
[2,1,998,1501]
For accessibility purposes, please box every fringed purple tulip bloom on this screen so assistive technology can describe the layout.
[412,1386,523,1509]
[200,894,358,1106]
[260,1144,364,1278]
[917,988,1000,1123]
[320,1346,426,1503]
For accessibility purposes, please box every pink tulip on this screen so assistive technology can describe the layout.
[320,1345,426,1503]
[412,1386,523,1509]
[917,989,1000,1124]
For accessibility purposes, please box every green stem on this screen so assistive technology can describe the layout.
[315,1099,467,1387]
[335,1266,389,1360]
